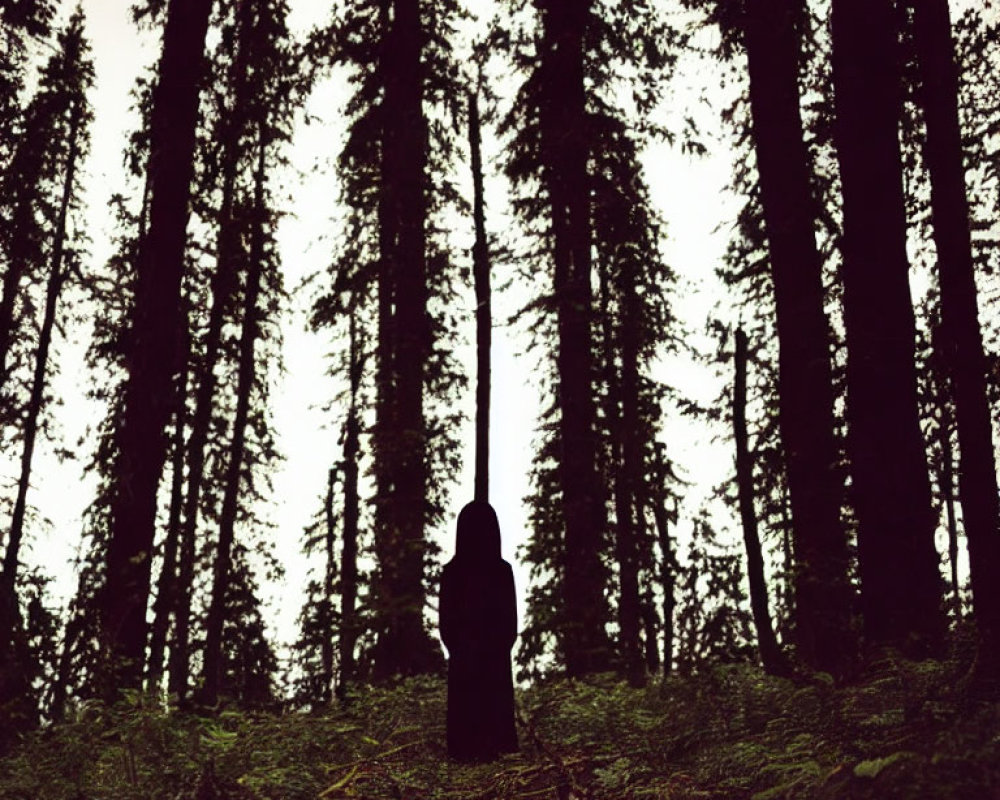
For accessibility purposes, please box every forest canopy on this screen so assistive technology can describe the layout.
[1,2,1000,793]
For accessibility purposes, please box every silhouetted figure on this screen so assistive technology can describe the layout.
[439,501,518,762]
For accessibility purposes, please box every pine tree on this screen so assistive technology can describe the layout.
[103,0,214,693]
[0,0,55,179]
[831,0,945,653]
[908,0,1000,690]
[741,0,854,675]
[500,0,682,678]
[310,0,467,680]
[0,6,92,740]
[733,327,788,676]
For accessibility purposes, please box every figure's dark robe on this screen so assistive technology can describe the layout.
[440,552,518,761]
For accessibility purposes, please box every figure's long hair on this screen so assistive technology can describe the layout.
[455,501,501,561]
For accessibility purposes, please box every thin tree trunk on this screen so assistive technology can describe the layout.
[201,128,267,707]
[537,0,611,676]
[640,594,660,674]
[103,0,213,692]
[3,100,80,591]
[0,100,82,735]
[338,306,362,698]
[911,0,1000,688]
[372,0,398,682]
[618,262,643,685]
[940,412,961,617]
[651,494,675,675]
[733,328,789,676]
[321,467,336,704]
[743,0,854,675]
[469,90,491,503]
[831,0,945,654]
[146,331,189,693]
[167,0,252,703]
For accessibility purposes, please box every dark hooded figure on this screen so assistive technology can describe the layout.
[439,501,518,761]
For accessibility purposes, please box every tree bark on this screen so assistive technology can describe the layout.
[742,0,854,675]
[338,306,362,698]
[733,328,789,676]
[321,467,336,704]
[167,0,253,703]
[371,0,439,679]
[146,323,189,692]
[910,0,1000,688]
[831,0,945,654]
[537,0,611,676]
[651,488,676,675]
[469,90,491,504]
[103,0,212,692]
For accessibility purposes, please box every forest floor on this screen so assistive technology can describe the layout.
[2,646,1000,799]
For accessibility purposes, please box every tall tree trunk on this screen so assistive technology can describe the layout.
[145,332,189,693]
[321,467,336,704]
[167,0,252,703]
[831,0,945,654]
[469,90,491,504]
[372,0,397,682]
[617,264,643,685]
[939,407,961,616]
[910,0,1000,688]
[733,328,789,676]
[651,488,675,675]
[103,0,213,693]
[3,99,80,593]
[640,594,660,674]
[537,0,611,676]
[372,0,439,679]
[338,306,362,698]
[0,97,82,743]
[743,0,854,675]
[201,129,267,707]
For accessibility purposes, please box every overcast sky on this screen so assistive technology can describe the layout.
[18,0,738,656]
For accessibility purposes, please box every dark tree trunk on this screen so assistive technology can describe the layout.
[338,307,362,698]
[597,256,642,683]
[651,492,675,675]
[910,0,1000,687]
[831,0,945,654]
[469,90,491,504]
[146,323,190,692]
[0,100,80,739]
[939,408,961,616]
[733,328,789,676]
[166,2,254,702]
[103,0,212,692]
[201,129,267,707]
[3,99,80,593]
[321,467,336,704]
[743,0,854,675]
[537,0,611,676]
[372,0,397,676]
[371,0,439,679]
[640,596,660,674]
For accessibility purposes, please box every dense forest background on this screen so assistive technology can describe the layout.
[2,0,1000,796]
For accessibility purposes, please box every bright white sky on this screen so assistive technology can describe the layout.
[19,0,744,658]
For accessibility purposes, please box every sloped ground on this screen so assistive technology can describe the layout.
[2,650,999,799]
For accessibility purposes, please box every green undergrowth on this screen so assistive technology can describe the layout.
[2,655,999,799]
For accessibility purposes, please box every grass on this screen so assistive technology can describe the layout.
[2,649,999,799]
